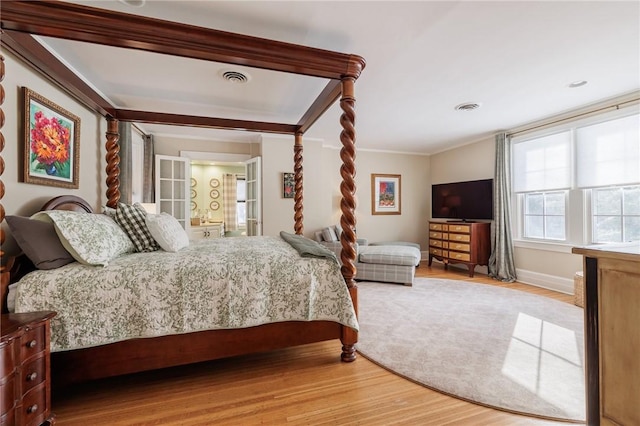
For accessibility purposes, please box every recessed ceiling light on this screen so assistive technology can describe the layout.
[568,80,588,88]
[454,102,482,111]
[118,0,145,7]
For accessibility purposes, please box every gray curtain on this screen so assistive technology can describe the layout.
[118,121,133,204]
[488,132,517,282]
[142,134,155,203]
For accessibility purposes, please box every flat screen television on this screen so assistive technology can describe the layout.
[431,178,493,221]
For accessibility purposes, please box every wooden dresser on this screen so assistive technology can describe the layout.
[428,221,491,277]
[572,243,640,426]
[1,311,56,426]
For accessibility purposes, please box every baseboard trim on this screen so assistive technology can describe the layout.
[515,269,574,295]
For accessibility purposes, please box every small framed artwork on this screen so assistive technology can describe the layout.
[209,178,220,188]
[282,172,295,198]
[210,189,220,199]
[23,87,80,188]
[210,201,220,211]
[371,173,401,215]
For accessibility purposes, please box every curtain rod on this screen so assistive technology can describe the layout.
[507,97,640,138]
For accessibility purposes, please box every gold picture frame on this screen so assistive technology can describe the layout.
[23,87,80,188]
[371,173,401,215]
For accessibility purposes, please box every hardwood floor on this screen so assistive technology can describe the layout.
[52,263,581,425]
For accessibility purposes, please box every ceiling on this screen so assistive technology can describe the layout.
[32,1,640,154]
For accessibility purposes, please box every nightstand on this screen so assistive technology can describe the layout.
[1,311,56,426]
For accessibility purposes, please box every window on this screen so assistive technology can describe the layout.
[512,106,640,245]
[236,178,246,227]
[524,191,566,240]
[592,186,640,243]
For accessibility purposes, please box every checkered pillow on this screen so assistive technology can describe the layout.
[115,203,160,252]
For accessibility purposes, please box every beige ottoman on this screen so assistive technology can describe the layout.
[574,271,584,308]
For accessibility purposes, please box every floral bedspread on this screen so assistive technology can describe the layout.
[14,236,359,352]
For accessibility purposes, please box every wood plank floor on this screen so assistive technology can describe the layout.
[52,263,582,425]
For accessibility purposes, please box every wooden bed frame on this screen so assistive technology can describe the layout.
[0,1,365,387]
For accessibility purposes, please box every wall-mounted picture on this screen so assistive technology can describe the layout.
[23,87,80,188]
[283,172,295,198]
[371,173,401,215]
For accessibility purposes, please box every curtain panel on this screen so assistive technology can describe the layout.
[223,174,237,231]
[489,132,517,282]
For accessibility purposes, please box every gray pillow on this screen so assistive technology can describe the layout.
[5,215,75,270]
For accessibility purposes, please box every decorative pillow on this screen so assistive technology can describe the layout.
[334,224,343,240]
[32,210,135,267]
[314,231,324,242]
[114,203,160,252]
[5,215,76,270]
[322,226,338,242]
[146,213,189,252]
[101,205,117,218]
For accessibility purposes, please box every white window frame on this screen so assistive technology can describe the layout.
[512,104,639,249]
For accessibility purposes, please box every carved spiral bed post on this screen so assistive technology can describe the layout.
[293,132,304,235]
[105,117,120,208]
[0,54,7,312]
[339,75,358,362]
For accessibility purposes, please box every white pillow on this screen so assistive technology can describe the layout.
[146,213,190,252]
[32,210,135,266]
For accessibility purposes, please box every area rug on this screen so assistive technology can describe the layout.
[356,279,585,422]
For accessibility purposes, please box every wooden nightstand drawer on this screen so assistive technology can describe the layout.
[21,356,46,394]
[1,373,17,417]
[21,382,47,424]
[20,326,45,361]
[448,233,471,243]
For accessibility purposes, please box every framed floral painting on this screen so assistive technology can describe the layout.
[23,87,80,188]
[371,173,401,215]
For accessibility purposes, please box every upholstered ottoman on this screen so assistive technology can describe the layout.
[356,244,421,286]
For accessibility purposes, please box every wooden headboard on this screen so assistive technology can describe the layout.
[1,195,93,313]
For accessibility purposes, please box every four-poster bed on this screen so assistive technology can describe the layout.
[0,1,365,387]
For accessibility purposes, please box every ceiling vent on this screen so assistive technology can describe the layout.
[118,0,145,7]
[221,70,250,84]
[455,102,482,111]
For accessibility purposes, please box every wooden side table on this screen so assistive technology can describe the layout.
[1,311,56,426]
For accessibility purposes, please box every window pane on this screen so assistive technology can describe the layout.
[513,131,571,192]
[624,186,640,215]
[594,188,622,215]
[545,216,565,240]
[544,193,565,215]
[236,179,246,201]
[525,194,543,214]
[624,216,640,242]
[525,215,544,238]
[237,203,246,225]
[594,216,622,243]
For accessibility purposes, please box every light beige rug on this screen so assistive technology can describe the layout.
[357,278,585,422]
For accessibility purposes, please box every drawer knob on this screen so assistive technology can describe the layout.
[27,372,38,381]
[27,404,38,414]
[27,339,37,348]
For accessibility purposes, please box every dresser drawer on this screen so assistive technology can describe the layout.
[448,251,471,262]
[429,223,447,231]
[21,356,45,394]
[430,240,444,248]
[448,224,471,233]
[429,231,443,239]
[448,233,471,243]
[21,382,47,425]
[429,248,443,256]
[20,326,45,361]
[449,242,470,252]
